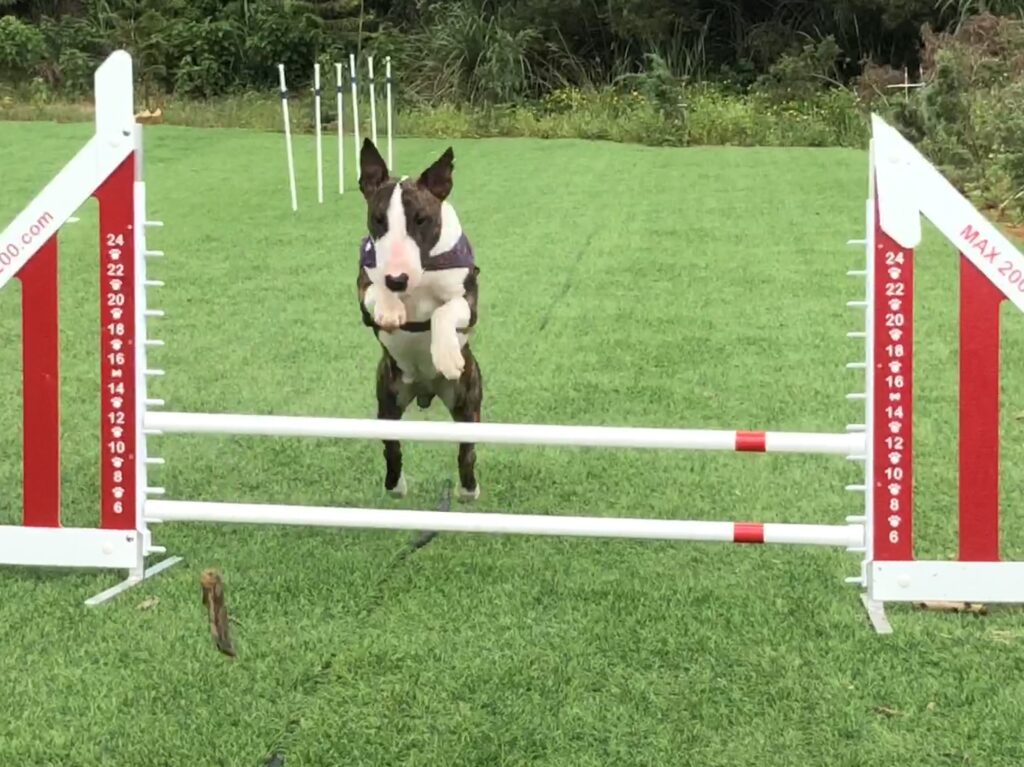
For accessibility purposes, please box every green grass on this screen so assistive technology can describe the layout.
[1,121,1023,766]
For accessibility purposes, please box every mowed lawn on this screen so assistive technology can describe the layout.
[1,120,1024,766]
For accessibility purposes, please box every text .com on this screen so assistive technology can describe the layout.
[0,211,55,274]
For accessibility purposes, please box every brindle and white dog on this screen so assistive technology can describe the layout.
[356,138,483,501]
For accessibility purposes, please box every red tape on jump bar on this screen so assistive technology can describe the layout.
[733,523,765,544]
[734,431,767,452]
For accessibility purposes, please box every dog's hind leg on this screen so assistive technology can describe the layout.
[377,352,412,497]
[442,344,482,502]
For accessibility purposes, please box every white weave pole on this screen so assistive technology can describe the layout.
[277,64,298,212]
[385,56,393,169]
[368,55,378,147]
[342,63,350,194]
[348,53,360,182]
[313,63,323,204]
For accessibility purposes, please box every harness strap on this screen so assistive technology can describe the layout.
[360,232,475,271]
[361,231,477,333]
[377,320,474,334]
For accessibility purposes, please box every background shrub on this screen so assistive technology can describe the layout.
[0,15,45,79]
[2,1,1024,221]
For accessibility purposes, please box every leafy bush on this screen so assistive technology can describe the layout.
[0,15,45,78]
[402,81,867,149]
[613,52,687,122]
[880,13,1024,220]
[35,15,106,95]
[237,2,324,92]
[170,19,246,98]
[755,36,845,103]
[392,1,548,106]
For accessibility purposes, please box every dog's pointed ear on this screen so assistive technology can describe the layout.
[417,146,454,201]
[359,138,389,199]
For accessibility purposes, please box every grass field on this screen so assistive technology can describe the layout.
[2,121,1024,766]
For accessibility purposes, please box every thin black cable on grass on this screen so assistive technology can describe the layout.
[259,478,451,766]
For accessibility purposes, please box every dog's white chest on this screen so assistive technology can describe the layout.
[380,330,431,382]
[376,269,470,383]
[380,328,469,383]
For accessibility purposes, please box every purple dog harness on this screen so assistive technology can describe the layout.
[359,232,475,271]
[360,232,476,333]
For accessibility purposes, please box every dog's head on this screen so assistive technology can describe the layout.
[359,139,459,293]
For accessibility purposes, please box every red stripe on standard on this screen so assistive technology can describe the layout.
[733,523,765,544]
[735,431,767,452]
[18,239,61,527]
[958,255,1004,562]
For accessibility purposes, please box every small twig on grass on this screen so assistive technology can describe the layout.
[987,630,1020,645]
[201,568,236,658]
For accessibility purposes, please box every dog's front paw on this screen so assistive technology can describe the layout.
[374,300,406,332]
[431,334,465,380]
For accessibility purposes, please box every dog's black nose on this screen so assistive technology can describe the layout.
[385,273,409,292]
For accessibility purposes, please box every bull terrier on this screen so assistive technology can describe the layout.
[355,138,483,501]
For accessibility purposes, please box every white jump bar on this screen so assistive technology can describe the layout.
[143,412,863,455]
[146,500,864,547]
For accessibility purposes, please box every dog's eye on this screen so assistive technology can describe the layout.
[373,214,386,229]
[414,213,429,227]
